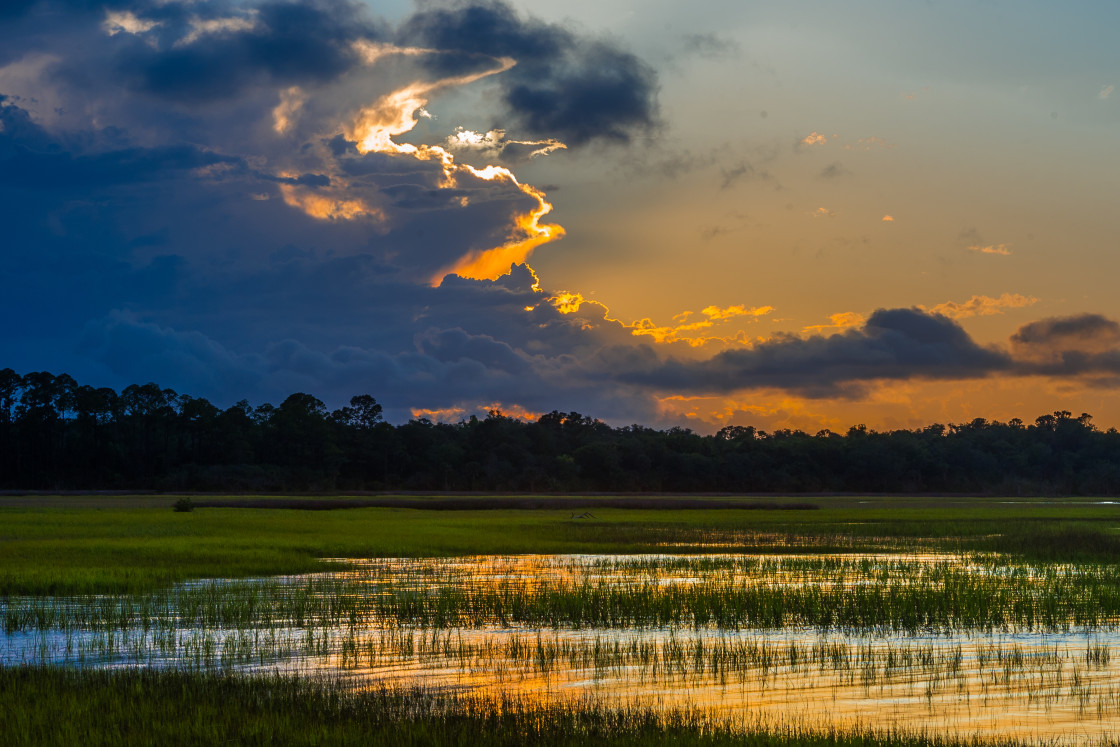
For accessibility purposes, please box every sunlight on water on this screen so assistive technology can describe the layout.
[4,553,1120,743]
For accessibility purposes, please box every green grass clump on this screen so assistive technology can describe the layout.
[0,666,1042,747]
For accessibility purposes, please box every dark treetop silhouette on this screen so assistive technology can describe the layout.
[2,368,1117,494]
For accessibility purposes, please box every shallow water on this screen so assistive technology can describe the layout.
[4,553,1120,743]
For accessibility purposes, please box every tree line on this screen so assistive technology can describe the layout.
[2,368,1119,494]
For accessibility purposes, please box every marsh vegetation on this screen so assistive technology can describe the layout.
[6,667,1060,747]
[5,552,1120,744]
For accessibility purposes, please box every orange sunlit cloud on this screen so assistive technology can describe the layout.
[549,291,588,314]
[410,407,466,422]
[278,182,384,222]
[544,292,772,348]
[332,51,568,285]
[882,215,894,221]
[482,403,544,421]
[348,83,453,158]
[656,393,859,434]
[800,131,828,146]
[926,293,1038,320]
[701,304,774,321]
[274,47,499,223]
[803,311,867,335]
[435,181,565,283]
[410,403,543,423]
[968,243,1012,256]
[274,45,526,225]
[623,310,769,347]
[625,303,771,346]
[344,53,514,176]
[629,317,720,346]
[350,39,429,66]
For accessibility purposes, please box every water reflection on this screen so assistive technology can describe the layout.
[3,553,1120,743]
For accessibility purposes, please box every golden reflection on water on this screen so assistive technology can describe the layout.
[325,551,1060,596]
[298,554,1120,743]
[315,625,1120,743]
[7,553,1120,744]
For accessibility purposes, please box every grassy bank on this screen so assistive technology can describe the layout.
[0,666,1044,747]
[1,495,1119,595]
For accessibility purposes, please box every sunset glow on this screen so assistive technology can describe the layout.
[435,183,564,283]
[5,0,1120,433]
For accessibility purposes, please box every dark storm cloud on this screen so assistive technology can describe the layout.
[1011,314,1120,348]
[380,183,470,210]
[1009,314,1120,379]
[600,310,1120,400]
[0,140,243,190]
[416,328,532,376]
[74,295,648,423]
[616,308,1012,397]
[399,3,566,72]
[503,42,658,145]
[400,1,659,146]
[0,0,662,421]
[79,311,265,396]
[262,172,331,187]
[116,0,383,102]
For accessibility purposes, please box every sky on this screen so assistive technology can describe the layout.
[3,0,1120,433]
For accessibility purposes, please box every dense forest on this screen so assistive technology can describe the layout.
[2,368,1120,494]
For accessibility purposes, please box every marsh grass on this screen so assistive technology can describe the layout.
[4,499,1120,745]
[6,553,1120,744]
[2,498,1119,595]
[6,554,1120,635]
[0,666,1067,747]
[982,524,1120,563]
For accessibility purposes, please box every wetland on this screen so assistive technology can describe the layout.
[3,497,1120,745]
